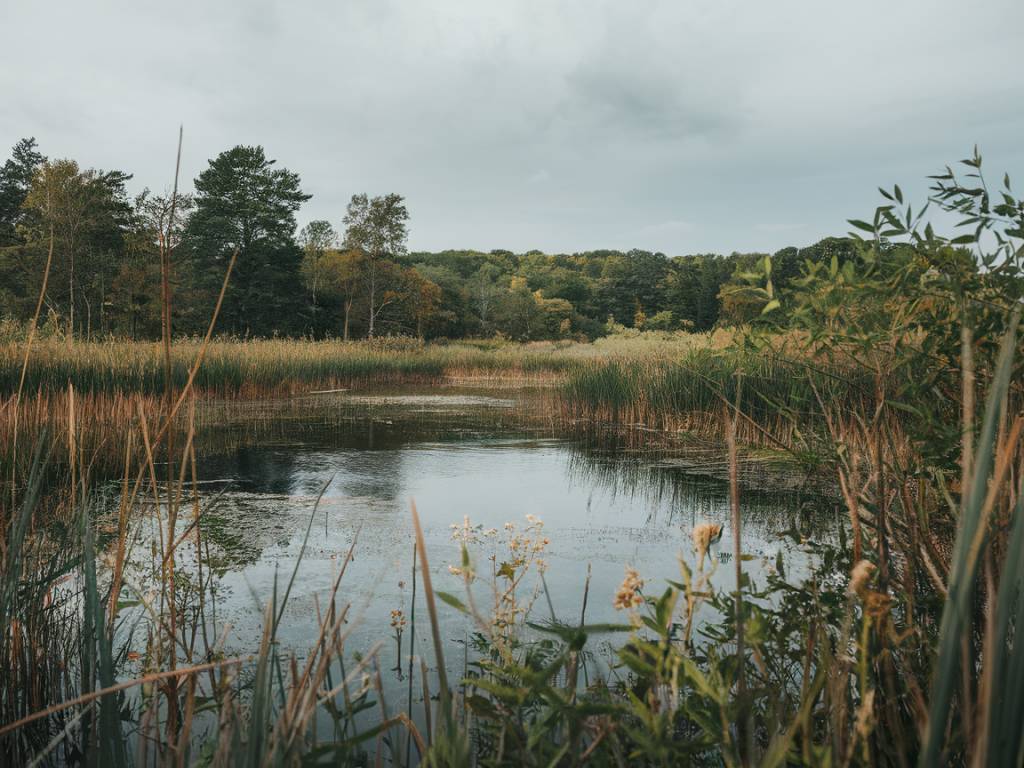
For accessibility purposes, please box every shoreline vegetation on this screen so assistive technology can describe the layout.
[0,330,738,394]
[0,329,867,476]
[1,148,1023,766]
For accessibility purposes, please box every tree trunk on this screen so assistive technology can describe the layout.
[343,299,352,341]
[68,247,75,345]
[368,280,376,339]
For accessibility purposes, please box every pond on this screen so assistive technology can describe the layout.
[104,385,839,734]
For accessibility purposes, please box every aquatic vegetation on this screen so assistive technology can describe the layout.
[0,337,578,398]
[560,346,877,448]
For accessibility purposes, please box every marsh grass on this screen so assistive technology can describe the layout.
[0,329,748,400]
[560,347,878,451]
[0,338,583,399]
[0,331,743,482]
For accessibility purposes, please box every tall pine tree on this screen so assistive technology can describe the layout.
[0,137,45,247]
[184,146,310,336]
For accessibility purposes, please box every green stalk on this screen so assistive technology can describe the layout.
[919,307,1020,766]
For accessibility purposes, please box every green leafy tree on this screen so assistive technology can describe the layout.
[342,193,409,338]
[22,160,90,341]
[20,160,132,341]
[493,276,541,340]
[78,170,133,338]
[185,145,311,336]
[113,190,194,338]
[468,263,504,333]
[645,310,676,331]
[596,250,669,326]
[317,248,364,340]
[298,219,338,324]
[404,267,444,339]
[535,294,575,338]
[661,254,734,330]
[410,262,466,337]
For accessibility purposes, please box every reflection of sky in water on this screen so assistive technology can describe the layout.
[187,396,832,652]
[112,390,839,736]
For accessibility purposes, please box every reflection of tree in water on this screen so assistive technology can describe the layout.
[564,439,839,541]
[198,403,548,500]
[199,495,285,572]
[183,398,841,574]
[189,410,541,570]
[231,446,301,495]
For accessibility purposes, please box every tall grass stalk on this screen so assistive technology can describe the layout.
[921,307,1021,766]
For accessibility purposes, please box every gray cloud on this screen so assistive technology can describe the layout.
[1,0,1021,255]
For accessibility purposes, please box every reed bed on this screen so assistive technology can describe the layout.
[0,330,744,399]
[0,334,930,491]
[0,338,587,398]
[560,347,879,450]
[0,333,749,479]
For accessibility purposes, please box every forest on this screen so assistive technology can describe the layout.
[0,137,859,341]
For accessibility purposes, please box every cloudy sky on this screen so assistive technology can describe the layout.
[2,0,1021,255]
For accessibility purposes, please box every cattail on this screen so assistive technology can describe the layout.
[691,523,723,570]
[849,559,876,598]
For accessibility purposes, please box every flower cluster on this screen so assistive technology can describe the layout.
[450,515,498,545]
[848,559,876,598]
[503,514,550,573]
[390,608,407,631]
[492,603,521,634]
[613,566,645,611]
[691,522,723,570]
[446,514,552,645]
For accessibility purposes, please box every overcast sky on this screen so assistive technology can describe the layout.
[2,0,1022,255]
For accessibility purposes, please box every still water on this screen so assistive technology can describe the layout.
[109,386,837,712]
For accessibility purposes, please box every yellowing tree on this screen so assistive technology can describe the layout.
[318,249,364,341]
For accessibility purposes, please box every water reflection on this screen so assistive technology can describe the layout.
[565,447,834,539]
[109,389,840,728]
[172,389,839,600]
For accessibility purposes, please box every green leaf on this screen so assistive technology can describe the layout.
[496,561,517,580]
[886,400,924,418]
[921,308,1021,767]
[435,591,469,614]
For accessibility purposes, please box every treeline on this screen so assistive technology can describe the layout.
[0,137,859,341]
